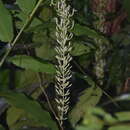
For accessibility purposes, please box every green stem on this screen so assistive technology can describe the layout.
[0,0,43,67]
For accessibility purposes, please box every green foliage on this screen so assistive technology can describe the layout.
[69,86,102,125]
[35,40,56,60]
[7,106,51,130]
[0,0,14,42]
[39,6,53,21]
[76,126,87,130]
[115,111,130,121]
[0,69,10,89]
[0,90,58,130]
[72,24,109,44]
[76,107,130,130]
[72,24,98,37]
[69,74,102,125]
[16,0,37,14]
[0,0,130,130]
[7,107,25,129]
[71,40,91,56]
[109,126,130,130]
[14,70,38,89]
[15,0,42,29]
[8,55,56,74]
[16,12,42,28]
[35,38,91,60]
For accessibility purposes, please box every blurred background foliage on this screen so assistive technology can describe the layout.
[0,0,130,130]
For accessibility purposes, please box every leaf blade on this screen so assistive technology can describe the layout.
[8,55,56,74]
[0,0,14,42]
[0,91,58,130]
[16,0,37,14]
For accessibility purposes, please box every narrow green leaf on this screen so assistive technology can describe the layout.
[72,24,109,43]
[16,0,37,14]
[72,24,99,37]
[0,0,14,42]
[8,55,56,74]
[116,112,130,122]
[0,91,58,130]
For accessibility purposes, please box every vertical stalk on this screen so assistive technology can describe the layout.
[51,0,75,126]
[92,0,108,85]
